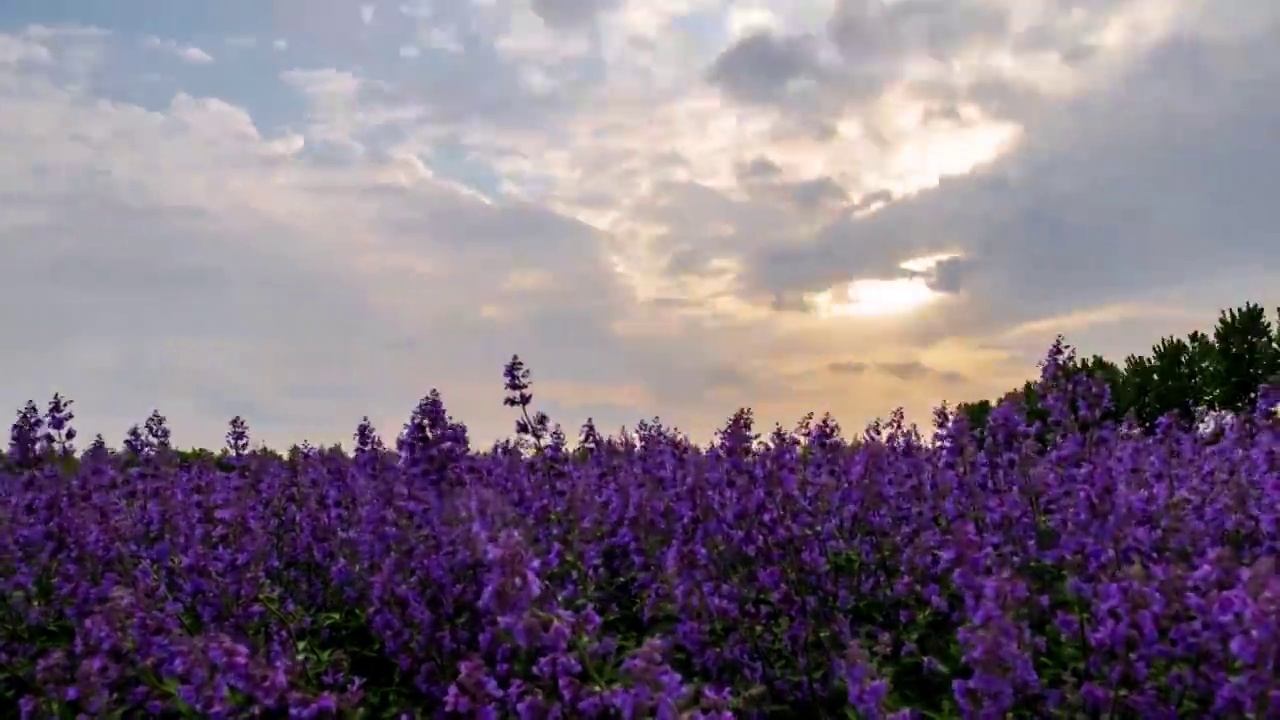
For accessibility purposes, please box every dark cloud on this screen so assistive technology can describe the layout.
[737,155,783,182]
[875,361,928,381]
[770,291,810,313]
[785,176,849,210]
[921,255,969,294]
[742,207,937,302]
[738,170,851,212]
[530,0,621,29]
[874,361,965,383]
[827,360,868,374]
[734,153,852,211]
[663,245,716,277]
[636,181,814,285]
[707,30,822,105]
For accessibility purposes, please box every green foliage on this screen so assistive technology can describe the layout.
[960,302,1280,440]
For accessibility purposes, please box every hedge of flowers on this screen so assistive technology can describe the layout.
[1,340,1277,718]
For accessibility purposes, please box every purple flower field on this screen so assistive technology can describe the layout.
[1,340,1277,718]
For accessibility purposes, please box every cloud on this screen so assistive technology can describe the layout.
[827,0,1011,67]
[827,360,867,375]
[736,156,783,181]
[143,35,214,64]
[1,0,1278,450]
[707,30,823,105]
[740,23,1280,345]
[530,0,623,29]
[0,33,51,64]
[0,26,640,447]
[874,361,964,384]
[828,359,964,384]
[876,361,928,381]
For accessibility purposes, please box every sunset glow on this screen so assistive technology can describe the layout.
[807,277,940,318]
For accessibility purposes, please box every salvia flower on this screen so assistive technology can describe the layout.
[0,340,1275,718]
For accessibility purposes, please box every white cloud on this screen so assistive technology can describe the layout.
[142,35,215,64]
[0,33,52,64]
[0,25,665,448]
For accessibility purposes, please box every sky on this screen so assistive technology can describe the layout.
[2,0,1278,451]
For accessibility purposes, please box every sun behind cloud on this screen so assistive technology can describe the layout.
[806,277,940,318]
[802,252,963,318]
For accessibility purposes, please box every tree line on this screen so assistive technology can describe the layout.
[955,301,1280,442]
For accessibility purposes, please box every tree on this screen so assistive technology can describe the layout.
[957,301,1280,440]
[1147,336,1199,425]
[1208,303,1280,412]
